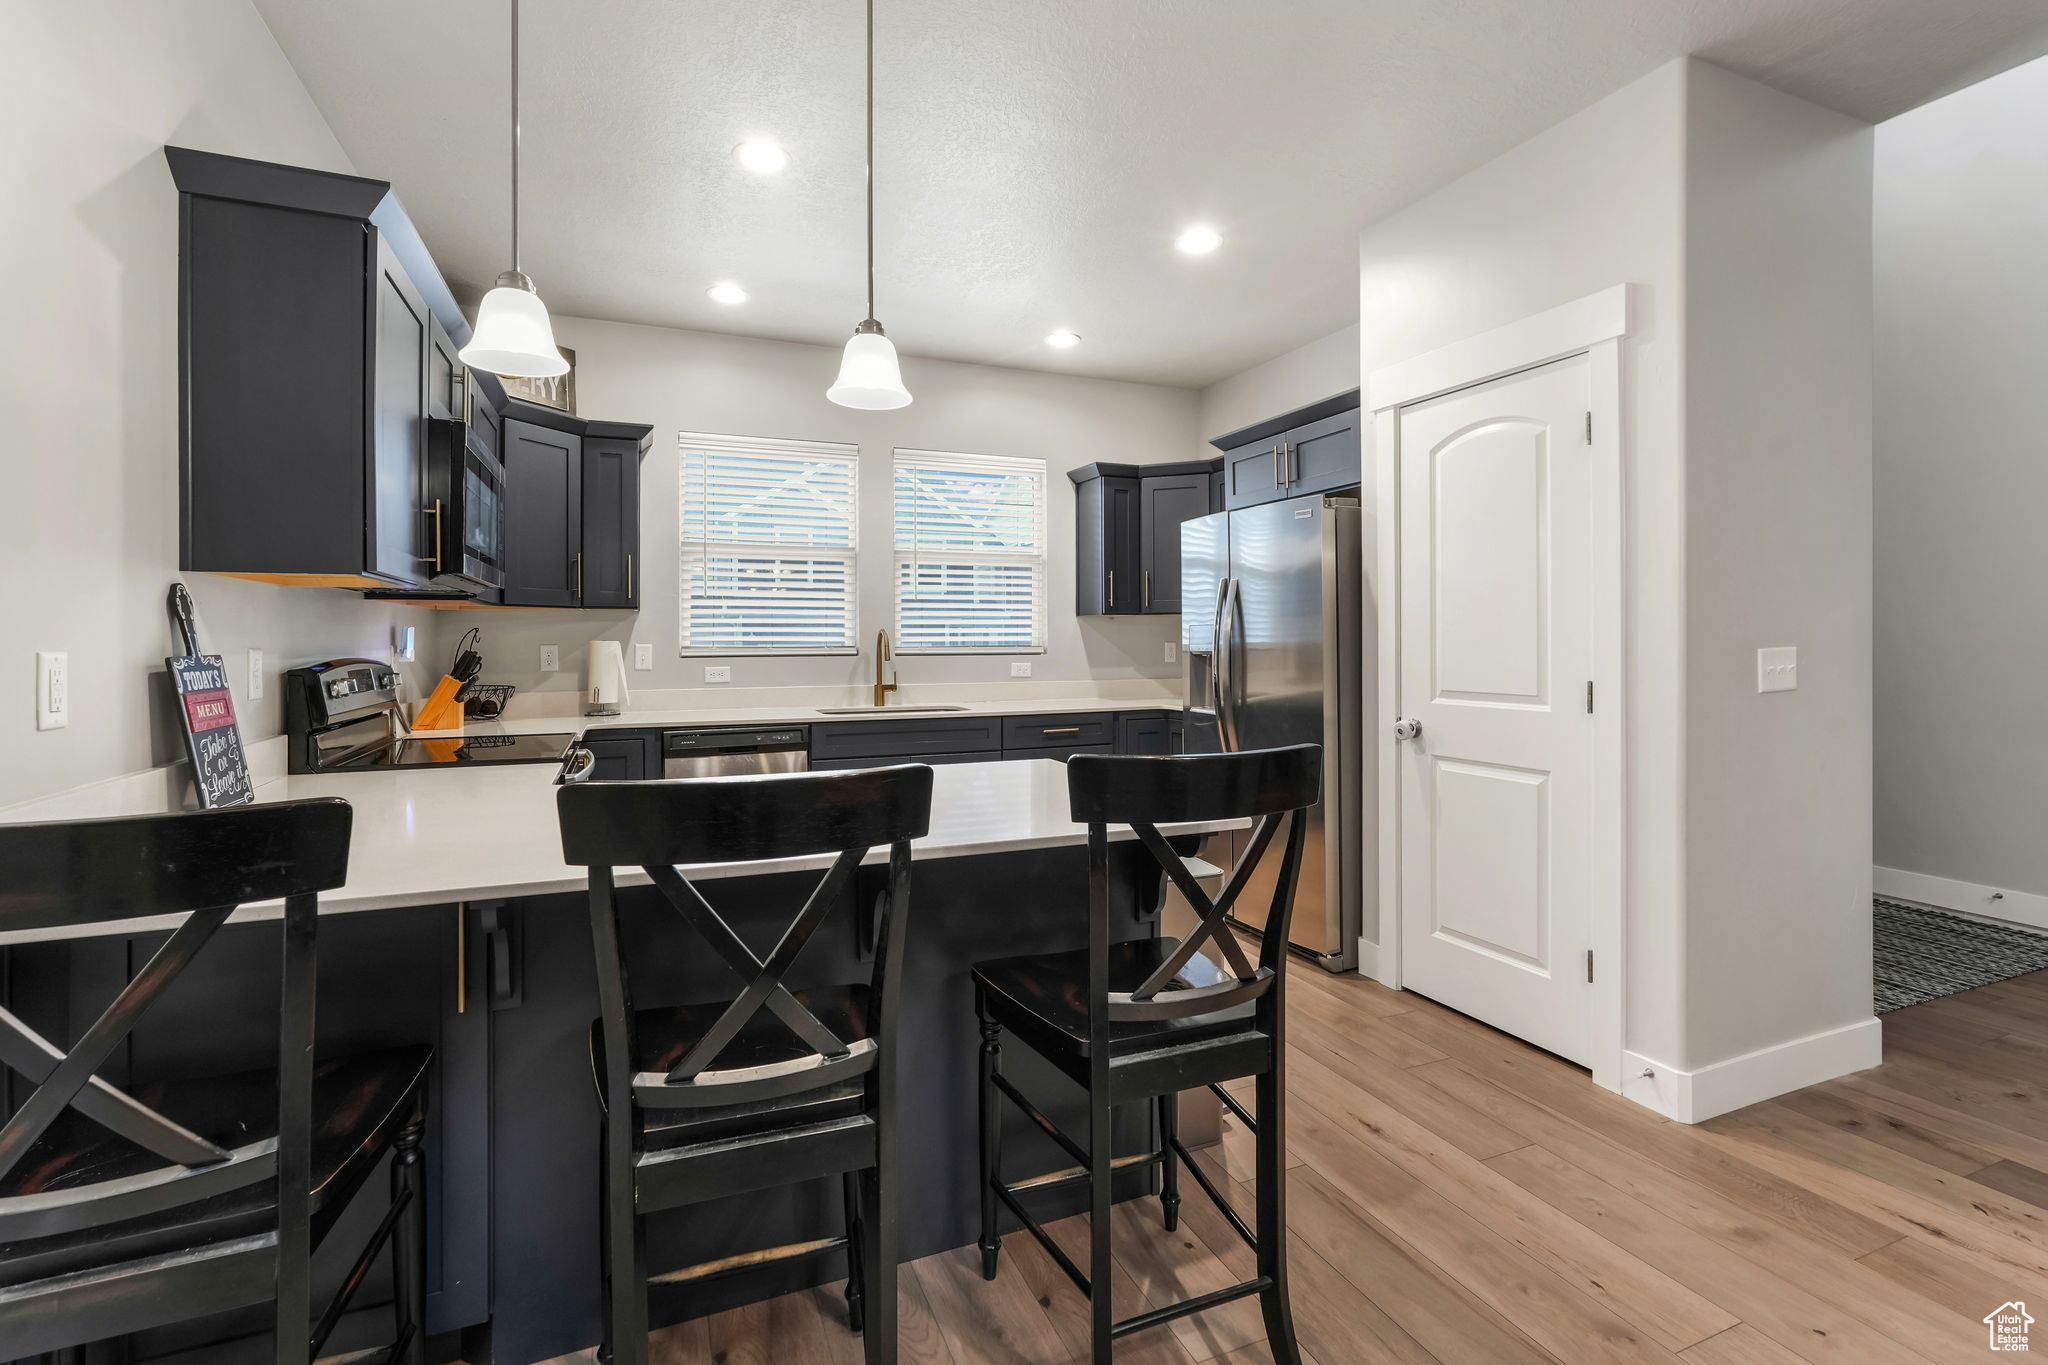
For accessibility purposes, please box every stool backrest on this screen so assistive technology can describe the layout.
[1067,745,1321,1031]
[0,799,349,1270]
[558,765,933,1118]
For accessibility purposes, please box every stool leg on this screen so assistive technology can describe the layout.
[977,1003,1003,1281]
[843,1169,867,1334]
[41,1349,85,1365]
[391,1098,428,1365]
[1087,1082,1114,1365]
[1254,1063,1301,1365]
[1158,1091,1180,1233]
[597,1125,613,1365]
[602,1115,649,1365]
[859,1153,897,1364]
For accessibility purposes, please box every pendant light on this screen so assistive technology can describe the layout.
[827,0,912,409]
[460,0,569,379]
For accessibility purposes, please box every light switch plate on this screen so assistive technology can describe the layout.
[36,651,67,731]
[704,665,732,684]
[1164,642,1179,665]
[248,648,264,701]
[634,643,654,671]
[1010,661,1032,678]
[1757,646,1797,693]
[539,645,560,673]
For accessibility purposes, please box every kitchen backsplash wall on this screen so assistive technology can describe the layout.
[2,1,429,809]
[426,316,1203,702]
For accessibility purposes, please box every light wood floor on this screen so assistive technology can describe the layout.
[545,965,2048,1364]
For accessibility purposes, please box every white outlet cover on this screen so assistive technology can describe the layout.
[248,648,264,701]
[634,643,654,670]
[36,651,67,731]
[539,645,560,673]
[705,665,732,684]
[1757,646,1797,693]
[1010,661,1032,678]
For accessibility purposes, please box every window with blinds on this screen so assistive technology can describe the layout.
[894,449,1048,652]
[678,433,860,654]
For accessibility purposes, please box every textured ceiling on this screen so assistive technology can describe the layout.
[251,0,2048,387]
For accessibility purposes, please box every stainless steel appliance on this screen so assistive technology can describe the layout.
[662,726,810,779]
[284,658,574,774]
[428,414,508,591]
[1183,494,1363,969]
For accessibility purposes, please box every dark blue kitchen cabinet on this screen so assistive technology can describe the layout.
[1069,460,1218,616]
[1214,391,1362,510]
[1118,711,1171,755]
[501,418,582,607]
[581,728,658,780]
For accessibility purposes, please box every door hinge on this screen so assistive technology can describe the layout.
[1586,950,1595,983]
[1585,681,1594,714]
[1584,411,1593,444]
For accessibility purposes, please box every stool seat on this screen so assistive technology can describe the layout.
[0,1045,433,1290]
[588,986,871,1146]
[973,940,1254,1060]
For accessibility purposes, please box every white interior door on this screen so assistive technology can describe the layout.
[1397,353,1594,1066]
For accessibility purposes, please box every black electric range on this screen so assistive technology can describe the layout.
[284,658,575,774]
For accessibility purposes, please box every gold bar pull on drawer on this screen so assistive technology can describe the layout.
[1041,726,1082,736]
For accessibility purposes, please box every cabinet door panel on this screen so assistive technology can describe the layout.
[428,312,461,422]
[1075,476,1142,615]
[370,235,431,584]
[1282,408,1362,496]
[580,438,640,609]
[501,419,583,606]
[811,749,1002,771]
[1139,472,1209,613]
[1118,713,1171,755]
[1222,439,1284,509]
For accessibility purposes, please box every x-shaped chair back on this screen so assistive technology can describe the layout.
[1067,745,1322,1027]
[0,800,350,1247]
[558,764,933,1115]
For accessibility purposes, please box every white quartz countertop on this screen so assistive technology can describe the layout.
[441,694,1183,740]
[0,758,1236,944]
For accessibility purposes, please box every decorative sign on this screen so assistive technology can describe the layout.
[166,584,254,808]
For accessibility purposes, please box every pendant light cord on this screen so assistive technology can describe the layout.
[865,0,875,324]
[511,0,522,274]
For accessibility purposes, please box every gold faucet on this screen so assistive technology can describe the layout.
[872,629,899,708]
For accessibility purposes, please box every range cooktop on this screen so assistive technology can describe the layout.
[333,732,578,769]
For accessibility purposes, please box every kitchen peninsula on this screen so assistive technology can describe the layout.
[0,747,1237,1364]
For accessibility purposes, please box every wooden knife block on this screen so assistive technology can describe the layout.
[413,674,466,732]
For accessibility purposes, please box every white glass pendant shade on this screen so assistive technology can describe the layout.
[827,324,912,409]
[460,274,569,378]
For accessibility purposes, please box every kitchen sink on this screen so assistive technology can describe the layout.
[814,704,971,715]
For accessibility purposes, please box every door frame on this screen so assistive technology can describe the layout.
[1367,284,1631,1094]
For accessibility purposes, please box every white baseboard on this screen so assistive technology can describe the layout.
[1874,865,2048,934]
[1621,1016,1883,1124]
[1354,936,1381,981]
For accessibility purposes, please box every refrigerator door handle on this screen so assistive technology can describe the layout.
[1217,577,1244,751]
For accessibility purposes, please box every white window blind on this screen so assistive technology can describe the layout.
[679,433,859,654]
[894,449,1047,652]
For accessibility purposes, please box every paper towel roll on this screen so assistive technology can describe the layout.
[586,640,630,715]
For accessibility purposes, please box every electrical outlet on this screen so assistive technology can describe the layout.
[704,665,732,684]
[1756,646,1797,693]
[539,644,560,673]
[248,648,264,701]
[634,643,654,671]
[36,651,67,731]
[1010,661,1032,678]
[1164,642,1178,664]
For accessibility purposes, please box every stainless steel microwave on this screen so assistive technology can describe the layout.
[429,415,506,591]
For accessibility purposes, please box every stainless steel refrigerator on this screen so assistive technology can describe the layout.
[1182,493,1363,970]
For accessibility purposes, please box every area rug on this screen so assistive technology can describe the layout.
[1874,896,2048,1013]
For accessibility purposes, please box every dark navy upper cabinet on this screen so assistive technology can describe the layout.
[1069,460,1217,616]
[581,436,641,609]
[369,235,432,585]
[501,419,582,607]
[1212,390,1362,510]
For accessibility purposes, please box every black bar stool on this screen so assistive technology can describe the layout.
[557,763,932,1365]
[971,744,1320,1363]
[0,800,432,1365]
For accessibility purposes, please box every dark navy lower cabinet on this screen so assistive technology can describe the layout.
[812,748,1003,771]
[1003,712,1116,752]
[580,729,658,781]
[1117,712,1171,756]
[809,716,1006,765]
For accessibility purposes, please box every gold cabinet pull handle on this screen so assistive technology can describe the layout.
[1041,726,1082,735]
[1144,569,1151,610]
[1107,569,1115,609]
[456,903,466,1015]
[627,553,634,600]
[574,552,583,599]
[423,500,443,573]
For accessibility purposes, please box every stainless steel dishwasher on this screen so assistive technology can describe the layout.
[661,725,809,778]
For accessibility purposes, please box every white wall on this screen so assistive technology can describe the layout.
[1357,58,1876,1082]
[1356,61,1690,1046]
[1681,62,1874,1066]
[436,316,1199,701]
[1873,55,2048,913]
[1197,325,1360,445]
[0,0,425,808]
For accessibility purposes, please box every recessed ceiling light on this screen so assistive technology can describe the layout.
[707,282,748,305]
[1045,329,1081,349]
[1175,225,1222,256]
[734,137,789,175]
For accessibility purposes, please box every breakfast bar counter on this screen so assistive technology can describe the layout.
[0,758,1237,1363]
